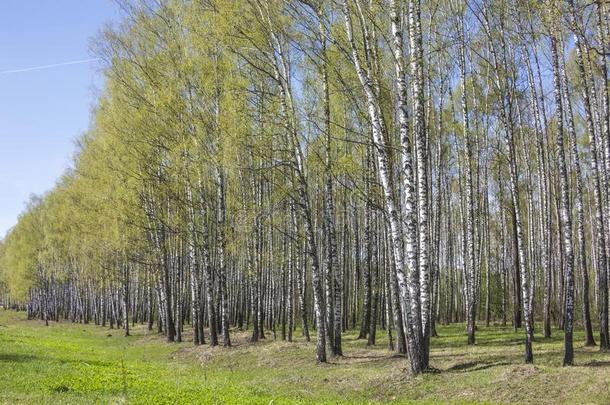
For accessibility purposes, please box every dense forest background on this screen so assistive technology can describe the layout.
[1,0,609,374]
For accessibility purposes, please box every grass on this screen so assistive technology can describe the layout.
[1,310,610,404]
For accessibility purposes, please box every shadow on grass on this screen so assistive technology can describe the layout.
[0,353,38,362]
[446,360,511,372]
[0,352,114,368]
[332,354,404,366]
[59,358,115,367]
[342,354,394,360]
[583,360,610,367]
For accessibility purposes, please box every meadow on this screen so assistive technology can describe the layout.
[1,310,610,404]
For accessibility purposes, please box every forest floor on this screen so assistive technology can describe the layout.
[2,311,610,404]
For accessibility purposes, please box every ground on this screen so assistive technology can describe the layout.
[1,311,610,404]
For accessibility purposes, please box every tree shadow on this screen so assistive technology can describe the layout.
[0,353,114,369]
[583,360,610,367]
[59,358,114,367]
[342,354,392,360]
[0,353,38,362]
[445,360,511,373]
[336,354,399,365]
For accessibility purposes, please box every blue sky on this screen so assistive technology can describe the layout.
[0,0,119,238]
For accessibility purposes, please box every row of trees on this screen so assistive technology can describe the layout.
[1,0,609,373]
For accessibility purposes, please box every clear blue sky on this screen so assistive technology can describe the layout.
[0,1,119,238]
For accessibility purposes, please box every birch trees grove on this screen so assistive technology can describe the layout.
[1,0,610,374]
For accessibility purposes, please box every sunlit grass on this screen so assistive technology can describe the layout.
[1,310,610,404]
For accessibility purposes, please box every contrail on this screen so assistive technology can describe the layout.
[0,58,101,75]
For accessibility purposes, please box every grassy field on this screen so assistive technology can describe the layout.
[1,310,610,404]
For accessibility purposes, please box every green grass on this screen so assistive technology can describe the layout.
[1,310,610,404]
